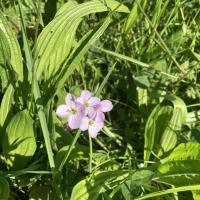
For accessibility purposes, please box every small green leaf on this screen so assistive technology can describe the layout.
[121,170,154,200]
[123,0,143,33]
[2,110,36,170]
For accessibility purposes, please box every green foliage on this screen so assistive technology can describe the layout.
[121,170,154,200]
[0,177,9,200]
[0,0,199,199]
[71,170,129,200]
[144,95,187,163]
[2,110,36,170]
[33,0,129,81]
[0,12,23,81]
[155,143,200,186]
[0,84,14,127]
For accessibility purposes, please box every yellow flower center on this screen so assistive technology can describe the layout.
[89,120,94,126]
[70,108,77,115]
[83,101,89,107]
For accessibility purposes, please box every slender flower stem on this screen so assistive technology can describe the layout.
[89,135,93,173]
[58,129,81,171]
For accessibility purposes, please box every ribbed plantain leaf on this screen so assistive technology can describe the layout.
[0,12,23,81]
[0,84,14,127]
[144,95,187,163]
[2,110,36,170]
[33,0,129,80]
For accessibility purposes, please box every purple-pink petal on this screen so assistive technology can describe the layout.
[75,102,85,115]
[88,121,104,138]
[65,93,75,107]
[56,105,69,118]
[68,113,83,129]
[81,90,92,101]
[79,117,89,131]
[88,97,101,107]
[77,90,92,104]
[100,100,113,112]
[95,112,105,122]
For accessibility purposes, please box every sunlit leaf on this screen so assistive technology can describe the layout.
[34,0,129,80]
[0,84,14,127]
[2,110,36,170]
[71,170,128,200]
[144,95,187,163]
[0,12,23,81]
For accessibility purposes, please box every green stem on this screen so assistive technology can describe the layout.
[58,129,81,171]
[89,135,93,173]
[33,77,55,169]
[18,0,55,169]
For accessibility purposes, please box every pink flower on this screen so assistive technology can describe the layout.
[56,90,113,138]
[56,94,85,129]
[79,116,104,138]
[88,100,113,122]
[76,90,101,115]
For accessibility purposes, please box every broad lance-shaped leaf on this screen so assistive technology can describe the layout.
[44,15,112,102]
[0,84,14,127]
[2,110,36,170]
[0,12,23,81]
[154,143,200,186]
[33,0,129,80]
[55,16,112,91]
[71,170,129,200]
[158,95,187,155]
[144,104,173,163]
[144,95,187,163]
[0,29,11,91]
[0,28,11,65]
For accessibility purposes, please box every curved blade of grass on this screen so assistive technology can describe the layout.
[95,46,150,68]
[123,0,143,33]
[58,129,81,171]
[95,62,116,97]
[18,0,55,169]
[135,185,200,200]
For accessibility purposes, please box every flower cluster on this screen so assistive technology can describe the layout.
[56,90,113,138]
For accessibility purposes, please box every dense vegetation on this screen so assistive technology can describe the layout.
[0,0,200,199]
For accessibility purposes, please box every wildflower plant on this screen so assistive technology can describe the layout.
[56,90,113,138]
[0,0,199,199]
